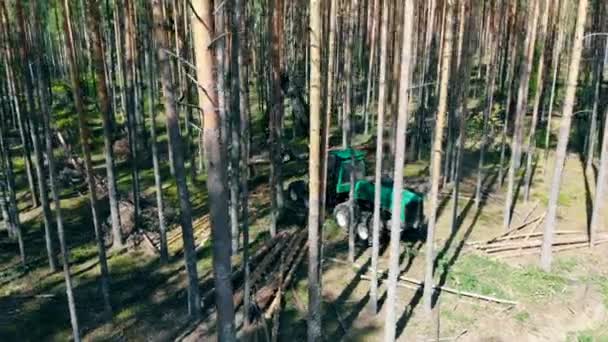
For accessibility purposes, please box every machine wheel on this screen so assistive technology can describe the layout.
[287,180,308,208]
[355,213,372,246]
[333,202,356,231]
[333,202,350,229]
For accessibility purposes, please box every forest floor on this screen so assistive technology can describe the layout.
[0,115,607,341]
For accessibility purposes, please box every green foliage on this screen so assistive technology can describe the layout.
[466,102,503,143]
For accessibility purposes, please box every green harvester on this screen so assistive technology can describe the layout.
[287,148,424,244]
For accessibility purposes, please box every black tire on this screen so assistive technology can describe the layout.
[355,212,372,246]
[333,202,357,231]
[287,180,308,208]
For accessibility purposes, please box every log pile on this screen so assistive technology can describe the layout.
[467,214,608,258]
[200,228,307,336]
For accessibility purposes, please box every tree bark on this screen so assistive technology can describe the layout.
[124,0,141,230]
[229,0,242,255]
[590,106,608,246]
[540,0,589,272]
[0,92,25,266]
[308,0,322,339]
[15,0,58,273]
[62,0,113,318]
[88,0,123,249]
[154,0,203,320]
[523,0,550,203]
[0,7,38,209]
[369,0,391,315]
[269,0,285,237]
[145,28,168,263]
[237,0,251,330]
[384,0,414,339]
[503,0,539,231]
[424,0,454,315]
[189,0,236,334]
[363,0,380,135]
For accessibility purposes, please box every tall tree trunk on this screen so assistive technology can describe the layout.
[363,0,380,135]
[229,0,242,255]
[543,0,565,173]
[503,0,539,231]
[540,0,588,272]
[585,7,606,173]
[189,0,236,333]
[146,32,168,263]
[384,0,414,339]
[0,100,25,266]
[308,0,322,339]
[475,35,498,209]
[590,106,608,246]
[451,2,475,234]
[497,1,518,188]
[523,0,550,202]
[269,0,285,237]
[424,0,454,315]
[342,0,355,149]
[62,0,113,318]
[343,0,358,264]
[42,82,81,342]
[15,0,58,273]
[319,0,338,223]
[124,0,141,230]
[237,0,251,329]
[88,0,123,249]
[0,10,38,209]
[154,0,203,320]
[369,0,391,315]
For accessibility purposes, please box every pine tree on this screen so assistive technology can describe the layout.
[308,0,322,338]
[189,0,236,335]
[384,0,414,338]
[540,0,589,271]
[153,0,202,320]
[424,0,454,314]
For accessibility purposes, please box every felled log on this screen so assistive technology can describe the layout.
[237,231,304,310]
[360,274,518,306]
[200,230,292,307]
[496,238,608,258]
[468,230,580,247]
[265,241,307,319]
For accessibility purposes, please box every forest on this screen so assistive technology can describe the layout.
[0,0,607,340]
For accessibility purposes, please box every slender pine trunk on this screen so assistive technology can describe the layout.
[369,0,391,315]
[63,0,113,317]
[308,0,322,339]
[424,0,454,315]
[154,0,203,320]
[15,1,58,273]
[540,0,589,271]
[384,0,414,338]
[88,0,123,249]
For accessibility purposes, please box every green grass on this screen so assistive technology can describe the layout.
[567,327,608,342]
[514,310,531,323]
[403,160,429,178]
[446,255,569,302]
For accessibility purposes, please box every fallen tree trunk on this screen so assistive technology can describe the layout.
[360,273,517,306]
[496,238,608,258]
[468,230,581,246]
[264,240,307,318]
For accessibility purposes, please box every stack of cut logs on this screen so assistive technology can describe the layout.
[467,213,608,258]
[201,228,307,333]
